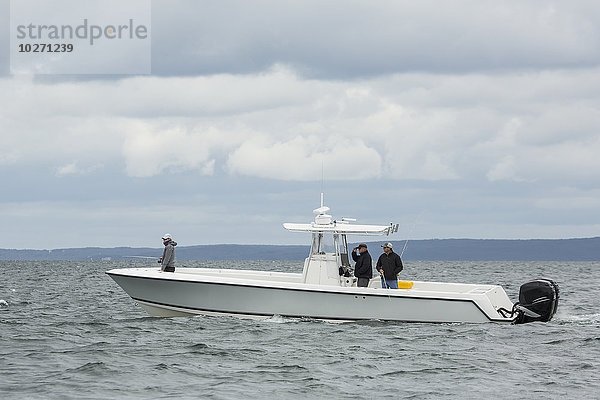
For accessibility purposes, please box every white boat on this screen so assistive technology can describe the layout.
[106,200,558,324]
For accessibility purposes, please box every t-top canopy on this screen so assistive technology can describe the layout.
[283,222,398,235]
[284,199,399,235]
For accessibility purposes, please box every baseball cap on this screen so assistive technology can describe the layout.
[381,242,393,248]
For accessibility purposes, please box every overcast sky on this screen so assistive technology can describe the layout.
[1,0,600,249]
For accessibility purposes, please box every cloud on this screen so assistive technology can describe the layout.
[2,66,600,185]
[487,156,525,182]
[2,65,310,118]
[121,123,221,177]
[55,161,104,177]
[148,0,600,78]
[227,135,382,180]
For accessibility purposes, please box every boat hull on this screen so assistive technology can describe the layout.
[106,268,515,323]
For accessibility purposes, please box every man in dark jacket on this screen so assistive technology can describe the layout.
[352,243,372,287]
[376,242,403,289]
[158,233,177,272]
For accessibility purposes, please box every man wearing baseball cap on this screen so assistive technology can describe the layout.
[376,242,403,289]
[351,243,372,287]
[158,233,177,272]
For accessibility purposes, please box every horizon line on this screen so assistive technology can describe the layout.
[2,236,599,252]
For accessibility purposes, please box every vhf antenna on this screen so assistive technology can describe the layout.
[320,160,324,207]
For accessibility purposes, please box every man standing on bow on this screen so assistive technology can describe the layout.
[376,242,403,289]
[158,233,177,272]
[352,243,372,287]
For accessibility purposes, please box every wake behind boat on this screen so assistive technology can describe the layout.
[106,201,558,324]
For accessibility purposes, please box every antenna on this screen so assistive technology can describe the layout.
[314,162,330,216]
[320,159,325,207]
[320,160,324,204]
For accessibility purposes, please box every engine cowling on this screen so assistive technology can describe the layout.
[514,279,559,324]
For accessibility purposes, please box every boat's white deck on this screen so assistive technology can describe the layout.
[176,267,305,283]
[174,267,500,295]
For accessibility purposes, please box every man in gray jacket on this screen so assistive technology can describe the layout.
[159,233,177,272]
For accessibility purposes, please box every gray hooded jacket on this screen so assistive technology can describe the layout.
[161,241,177,270]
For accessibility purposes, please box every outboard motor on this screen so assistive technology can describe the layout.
[513,279,559,324]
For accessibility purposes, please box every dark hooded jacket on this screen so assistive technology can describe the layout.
[352,250,373,279]
[376,250,403,280]
[161,240,177,271]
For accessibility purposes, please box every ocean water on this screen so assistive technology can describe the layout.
[1,260,598,399]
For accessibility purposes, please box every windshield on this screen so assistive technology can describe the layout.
[309,233,349,257]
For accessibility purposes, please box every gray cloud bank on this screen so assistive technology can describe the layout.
[150,0,600,78]
[3,1,599,78]
[1,0,599,248]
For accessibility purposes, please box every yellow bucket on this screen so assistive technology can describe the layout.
[397,280,414,289]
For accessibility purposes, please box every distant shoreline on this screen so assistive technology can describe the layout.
[1,237,599,261]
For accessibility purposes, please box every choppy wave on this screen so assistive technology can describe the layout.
[0,260,599,399]
[558,313,600,324]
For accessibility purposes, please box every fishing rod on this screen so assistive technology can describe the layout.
[379,213,421,297]
[379,271,393,302]
[399,211,423,259]
[400,239,409,258]
[123,256,160,260]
